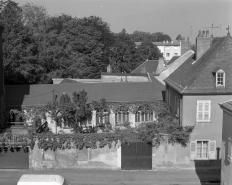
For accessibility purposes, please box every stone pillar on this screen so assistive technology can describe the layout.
[117,141,121,169]
[129,112,135,127]
[92,110,96,127]
[110,112,116,127]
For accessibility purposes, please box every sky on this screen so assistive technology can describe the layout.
[15,0,232,43]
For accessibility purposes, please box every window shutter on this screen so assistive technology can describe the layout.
[204,102,211,121]
[228,138,232,162]
[190,141,197,160]
[208,141,216,160]
[196,102,203,121]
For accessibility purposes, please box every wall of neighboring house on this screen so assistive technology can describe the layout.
[36,110,156,134]
[180,94,232,169]
[157,45,181,62]
[165,85,231,169]
[221,109,232,185]
[101,75,149,83]
[165,85,182,126]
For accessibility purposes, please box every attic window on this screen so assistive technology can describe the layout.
[216,69,225,87]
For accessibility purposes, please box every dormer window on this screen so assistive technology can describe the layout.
[216,69,225,87]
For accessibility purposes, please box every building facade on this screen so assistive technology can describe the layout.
[135,39,191,62]
[219,100,232,185]
[164,32,232,169]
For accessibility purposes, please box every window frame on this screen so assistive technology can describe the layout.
[216,70,225,87]
[196,140,209,160]
[115,111,129,125]
[96,112,110,125]
[196,100,211,122]
[135,111,154,123]
[190,140,216,160]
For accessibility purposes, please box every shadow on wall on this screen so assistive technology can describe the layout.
[194,147,221,185]
[5,85,30,119]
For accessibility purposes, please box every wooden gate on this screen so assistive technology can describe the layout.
[121,142,152,170]
[0,147,29,169]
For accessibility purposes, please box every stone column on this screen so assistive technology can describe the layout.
[129,112,135,127]
[92,110,96,127]
[110,111,116,127]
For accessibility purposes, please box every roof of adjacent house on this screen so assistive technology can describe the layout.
[219,100,232,113]
[135,41,180,47]
[165,35,232,94]
[167,56,180,65]
[101,72,148,77]
[131,60,159,74]
[5,80,165,108]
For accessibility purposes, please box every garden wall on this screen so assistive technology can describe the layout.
[29,141,121,170]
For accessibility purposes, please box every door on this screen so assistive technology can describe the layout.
[121,142,152,170]
[0,147,29,169]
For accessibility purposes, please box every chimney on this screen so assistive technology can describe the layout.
[156,57,165,74]
[107,64,112,73]
[196,30,213,59]
[180,36,191,55]
[0,25,4,96]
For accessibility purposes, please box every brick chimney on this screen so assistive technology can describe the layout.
[196,30,213,59]
[0,25,4,96]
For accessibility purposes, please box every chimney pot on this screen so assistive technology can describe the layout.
[202,31,205,37]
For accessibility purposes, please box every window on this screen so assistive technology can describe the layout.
[96,112,109,125]
[166,53,170,57]
[8,110,24,123]
[166,46,170,49]
[228,137,232,162]
[216,71,225,87]
[196,100,211,122]
[135,111,154,123]
[174,46,178,50]
[115,112,129,124]
[190,140,216,160]
[174,53,178,56]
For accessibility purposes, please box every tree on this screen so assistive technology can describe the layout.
[130,31,172,42]
[47,90,92,133]
[176,34,182,41]
[137,109,194,147]
[1,0,44,84]
[109,29,141,73]
[137,40,162,61]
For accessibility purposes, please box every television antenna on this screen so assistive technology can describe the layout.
[203,23,221,35]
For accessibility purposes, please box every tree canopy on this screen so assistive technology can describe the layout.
[1,0,172,84]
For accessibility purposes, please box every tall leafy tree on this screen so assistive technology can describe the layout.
[137,40,162,60]
[0,0,43,84]
[110,29,141,73]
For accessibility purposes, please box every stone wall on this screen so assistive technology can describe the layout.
[29,141,121,170]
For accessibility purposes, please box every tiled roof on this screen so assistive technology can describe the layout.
[60,79,78,83]
[165,35,232,94]
[131,60,159,74]
[219,100,232,113]
[167,56,180,65]
[5,81,165,108]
